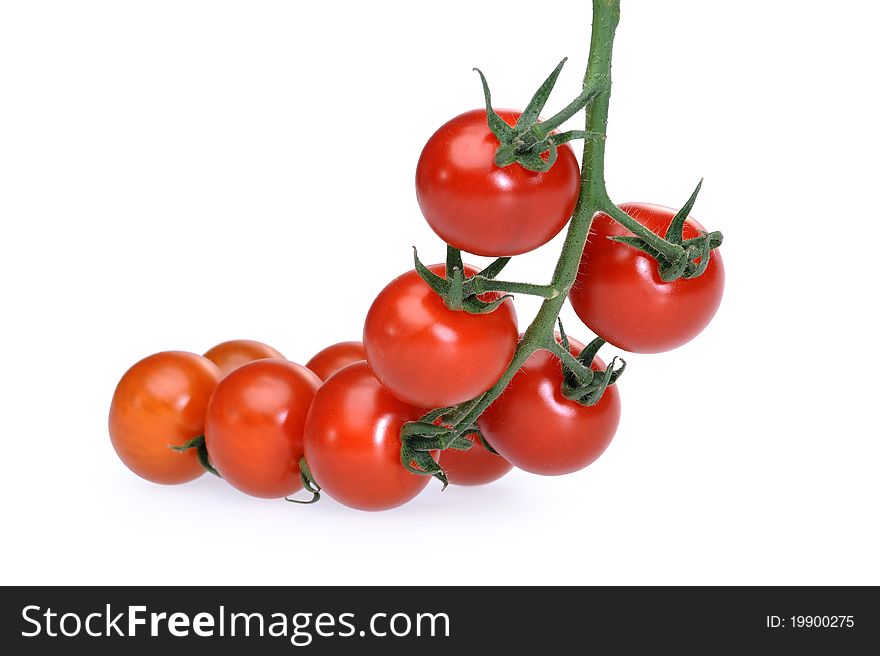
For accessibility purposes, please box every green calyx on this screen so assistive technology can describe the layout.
[400,410,486,488]
[475,58,608,172]
[553,319,625,407]
[607,180,724,282]
[169,435,219,477]
[414,245,558,314]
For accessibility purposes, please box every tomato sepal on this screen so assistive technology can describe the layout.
[168,435,220,477]
[514,57,568,130]
[285,457,321,505]
[400,418,473,452]
[399,443,449,489]
[399,412,484,487]
[562,356,625,406]
[471,428,501,456]
[413,247,557,313]
[664,179,704,245]
[553,321,626,407]
[475,58,605,172]
[473,68,516,143]
[447,434,476,451]
[605,180,724,282]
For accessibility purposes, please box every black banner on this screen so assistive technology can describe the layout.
[1,586,875,653]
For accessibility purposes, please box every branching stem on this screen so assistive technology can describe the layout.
[471,278,559,299]
[420,0,624,445]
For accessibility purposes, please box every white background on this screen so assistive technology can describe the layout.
[2,0,878,585]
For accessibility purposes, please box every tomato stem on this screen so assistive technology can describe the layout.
[402,0,627,475]
[471,278,559,299]
[547,340,594,384]
[286,457,322,505]
[531,76,607,137]
[168,435,220,477]
[601,200,685,261]
[429,0,621,434]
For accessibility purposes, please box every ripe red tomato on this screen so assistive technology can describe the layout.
[109,351,222,485]
[204,359,321,498]
[305,341,366,381]
[203,339,285,377]
[569,203,725,353]
[416,108,580,257]
[442,431,513,486]
[363,263,518,408]
[302,361,436,512]
[478,336,621,475]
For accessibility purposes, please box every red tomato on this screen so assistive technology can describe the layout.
[204,359,321,498]
[203,339,285,377]
[109,351,221,485]
[415,108,580,256]
[302,361,436,512]
[363,264,518,408]
[442,431,513,486]
[305,341,366,381]
[478,336,621,475]
[570,203,724,353]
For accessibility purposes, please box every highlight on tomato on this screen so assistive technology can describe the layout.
[569,203,725,354]
[109,351,222,485]
[204,359,321,499]
[305,341,366,381]
[302,361,436,512]
[203,339,285,377]
[416,108,580,257]
[363,263,518,408]
[478,335,621,476]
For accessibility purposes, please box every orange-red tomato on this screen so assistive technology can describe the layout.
[203,339,285,376]
[303,361,435,511]
[204,359,321,499]
[305,341,366,381]
[478,336,621,475]
[416,109,580,256]
[569,203,725,353]
[363,264,518,408]
[109,351,221,485]
[442,432,513,486]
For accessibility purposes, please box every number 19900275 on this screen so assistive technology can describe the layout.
[767,615,855,629]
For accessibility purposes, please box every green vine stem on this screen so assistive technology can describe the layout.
[471,277,559,299]
[403,0,626,467]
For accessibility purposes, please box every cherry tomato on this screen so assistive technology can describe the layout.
[415,108,580,256]
[302,361,436,512]
[305,341,366,381]
[478,336,621,475]
[363,264,518,408]
[109,351,222,485]
[204,359,321,499]
[569,203,725,353]
[442,431,512,486]
[203,339,285,377]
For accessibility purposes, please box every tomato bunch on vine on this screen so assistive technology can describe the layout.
[108,0,724,512]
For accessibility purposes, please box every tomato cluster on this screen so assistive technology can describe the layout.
[109,102,724,512]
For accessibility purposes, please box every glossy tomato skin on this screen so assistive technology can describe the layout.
[570,203,725,354]
[442,432,513,486]
[305,341,366,381]
[204,359,321,499]
[109,351,222,485]
[363,264,518,408]
[203,339,285,377]
[303,362,435,512]
[478,336,621,476]
[416,108,580,257]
